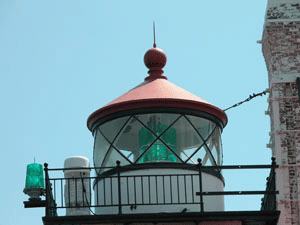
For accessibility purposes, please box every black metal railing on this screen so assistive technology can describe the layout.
[43,159,278,217]
[261,157,277,211]
[197,158,278,212]
[44,163,58,217]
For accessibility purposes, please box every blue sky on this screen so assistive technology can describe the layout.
[1,0,271,224]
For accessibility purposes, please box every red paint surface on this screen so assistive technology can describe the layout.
[87,77,227,130]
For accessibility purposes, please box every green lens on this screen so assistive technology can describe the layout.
[139,124,176,163]
[25,163,45,189]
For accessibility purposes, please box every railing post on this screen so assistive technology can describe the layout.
[116,160,122,215]
[44,163,57,217]
[44,163,49,217]
[197,158,204,212]
[271,157,277,210]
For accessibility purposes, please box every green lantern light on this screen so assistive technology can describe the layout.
[24,161,45,201]
[25,163,44,189]
[139,123,177,163]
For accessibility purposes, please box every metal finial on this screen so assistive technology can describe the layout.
[153,21,156,48]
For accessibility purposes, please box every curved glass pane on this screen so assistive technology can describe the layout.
[186,115,216,141]
[138,114,180,134]
[182,147,205,164]
[139,127,160,163]
[185,145,214,166]
[99,116,130,143]
[137,114,180,163]
[93,113,223,168]
[207,127,223,165]
[93,129,111,172]
[203,145,215,166]
[113,116,157,163]
[172,116,203,152]
[102,146,131,168]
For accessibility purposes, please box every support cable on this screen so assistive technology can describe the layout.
[223,90,267,112]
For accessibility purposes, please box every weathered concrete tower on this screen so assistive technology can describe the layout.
[262,0,300,224]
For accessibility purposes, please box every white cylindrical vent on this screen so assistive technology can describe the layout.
[64,156,91,216]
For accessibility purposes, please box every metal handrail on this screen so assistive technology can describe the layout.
[44,159,278,217]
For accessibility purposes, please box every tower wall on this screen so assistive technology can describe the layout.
[262,1,300,224]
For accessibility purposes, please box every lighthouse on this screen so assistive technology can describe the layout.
[87,44,228,214]
[24,38,280,225]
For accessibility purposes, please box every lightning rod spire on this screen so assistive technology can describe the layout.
[153,21,156,48]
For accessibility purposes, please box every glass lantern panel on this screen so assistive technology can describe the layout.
[159,126,177,160]
[205,157,213,166]
[216,128,223,165]
[210,145,219,165]
[186,115,216,141]
[206,127,223,166]
[171,116,203,158]
[136,114,181,163]
[119,149,134,162]
[182,147,205,164]
[138,138,178,163]
[204,144,217,166]
[186,145,209,165]
[219,128,223,164]
[94,129,111,171]
[138,114,180,134]
[137,126,175,163]
[99,116,130,143]
[101,146,131,168]
[93,113,223,167]
[112,117,157,163]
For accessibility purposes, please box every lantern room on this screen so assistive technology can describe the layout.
[87,45,228,214]
[88,46,227,170]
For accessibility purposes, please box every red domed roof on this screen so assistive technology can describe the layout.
[87,47,227,131]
